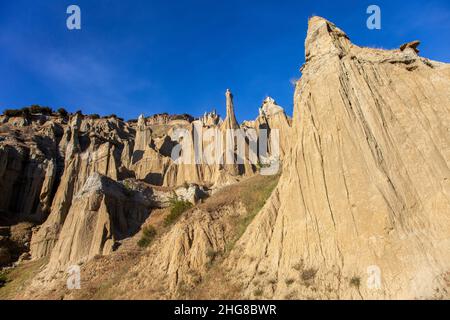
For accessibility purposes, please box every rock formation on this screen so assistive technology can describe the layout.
[200,110,220,127]
[0,88,283,272]
[225,16,450,300]
[1,16,448,301]
[30,115,126,260]
[43,173,151,273]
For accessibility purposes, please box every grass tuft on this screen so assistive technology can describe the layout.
[253,288,263,297]
[301,268,318,286]
[164,198,193,227]
[137,226,157,248]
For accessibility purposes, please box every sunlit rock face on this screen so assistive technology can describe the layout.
[225,16,450,300]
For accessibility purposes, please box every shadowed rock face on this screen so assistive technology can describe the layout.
[224,16,450,300]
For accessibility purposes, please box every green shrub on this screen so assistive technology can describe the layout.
[90,114,100,120]
[57,108,69,117]
[3,109,23,117]
[301,268,317,282]
[164,198,193,227]
[137,226,157,248]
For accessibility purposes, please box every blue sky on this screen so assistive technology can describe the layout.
[1,1,449,121]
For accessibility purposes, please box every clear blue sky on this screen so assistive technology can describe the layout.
[1,1,449,121]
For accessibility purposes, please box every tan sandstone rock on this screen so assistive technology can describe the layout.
[225,16,450,300]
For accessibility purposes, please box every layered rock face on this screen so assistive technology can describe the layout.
[226,17,450,299]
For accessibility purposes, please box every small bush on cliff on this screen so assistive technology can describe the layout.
[164,198,193,227]
[0,272,8,288]
[57,108,69,117]
[138,226,157,248]
[3,109,23,117]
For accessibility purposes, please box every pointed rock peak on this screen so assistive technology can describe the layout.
[200,109,220,126]
[400,40,420,54]
[260,96,285,117]
[305,16,351,62]
[221,89,239,130]
[137,114,146,129]
[307,16,349,39]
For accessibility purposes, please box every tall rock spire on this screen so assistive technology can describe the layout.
[221,89,239,130]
